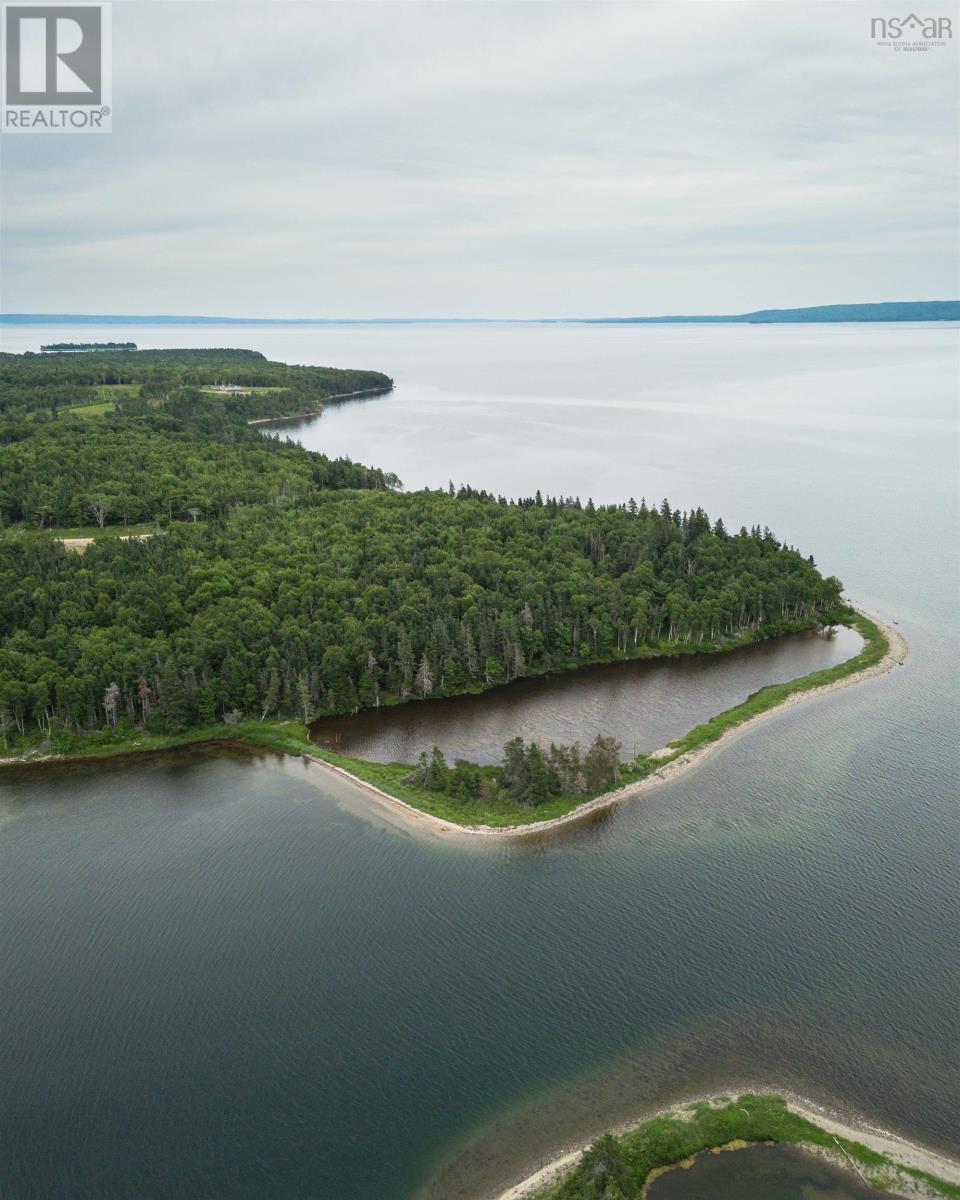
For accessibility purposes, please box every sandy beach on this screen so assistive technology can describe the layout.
[490,1091,960,1200]
[307,608,909,840]
[785,1098,960,1187]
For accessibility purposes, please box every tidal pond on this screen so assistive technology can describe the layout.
[646,1144,890,1200]
[310,626,862,765]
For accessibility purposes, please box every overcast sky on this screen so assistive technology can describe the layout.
[2,0,958,318]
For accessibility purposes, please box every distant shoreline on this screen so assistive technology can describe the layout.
[3,301,958,326]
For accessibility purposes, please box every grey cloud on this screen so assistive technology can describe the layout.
[2,0,957,317]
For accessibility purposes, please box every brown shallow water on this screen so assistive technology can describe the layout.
[311,626,862,765]
[646,1144,889,1200]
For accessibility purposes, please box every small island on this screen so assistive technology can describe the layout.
[495,1093,960,1199]
[0,347,905,837]
[40,341,138,352]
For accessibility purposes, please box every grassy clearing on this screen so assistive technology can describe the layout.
[55,384,142,416]
[534,1093,958,1198]
[198,385,287,396]
[94,384,141,400]
[62,400,116,418]
[0,522,159,542]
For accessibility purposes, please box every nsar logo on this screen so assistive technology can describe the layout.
[871,12,953,40]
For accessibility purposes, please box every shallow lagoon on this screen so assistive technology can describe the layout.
[311,625,862,765]
[646,1144,889,1200]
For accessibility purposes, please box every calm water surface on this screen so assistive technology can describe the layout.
[647,1144,889,1200]
[1,322,957,1200]
[311,626,861,765]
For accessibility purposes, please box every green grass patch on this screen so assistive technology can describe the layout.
[665,610,887,760]
[62,400,116,418]
[94,384,141,399]
[535,1093,958,1199]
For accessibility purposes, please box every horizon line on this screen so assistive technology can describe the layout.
[2,300,959,327]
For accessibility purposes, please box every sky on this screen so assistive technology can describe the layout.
[1,0,958,318]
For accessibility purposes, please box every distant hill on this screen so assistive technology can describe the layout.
[586,301,960,324]
[740,301,960,323]
[1,301,957,325]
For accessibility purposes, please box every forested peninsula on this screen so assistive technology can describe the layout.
[1,348,868,824]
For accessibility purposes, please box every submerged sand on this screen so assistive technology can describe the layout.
[307,608,909,840]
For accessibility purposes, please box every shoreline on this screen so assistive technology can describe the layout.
[3,604,907,830]
[0,617,836,776]
[490,1090,960,1200]
[0,610,906,824]
[245,385,392,424]
[305,608,908,839]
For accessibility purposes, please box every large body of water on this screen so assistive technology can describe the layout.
[1,322,958,1200]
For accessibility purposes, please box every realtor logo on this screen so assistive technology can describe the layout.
[3,3,112,132]
[870,13,953,41]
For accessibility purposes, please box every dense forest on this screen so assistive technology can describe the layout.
[0,349,396,526]
[0,349,843,749]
